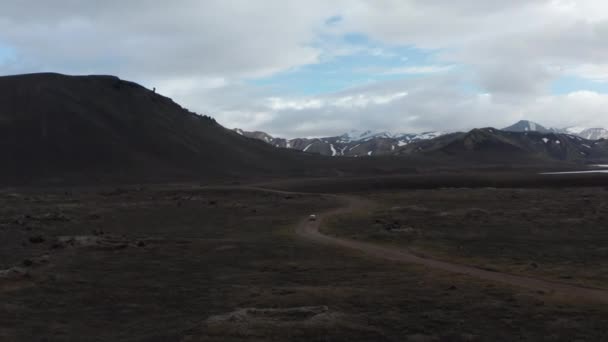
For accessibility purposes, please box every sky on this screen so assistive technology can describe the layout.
[1,0,608,138]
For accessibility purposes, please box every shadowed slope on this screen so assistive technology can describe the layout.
[0,73,326,184]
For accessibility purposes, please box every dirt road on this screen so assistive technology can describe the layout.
[203,185,608,303]
[295,194,608,304]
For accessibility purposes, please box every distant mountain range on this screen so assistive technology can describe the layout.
[234,120,608,158]
[233,128,446,157]
[503,120,608,140]
[395,128,608,163]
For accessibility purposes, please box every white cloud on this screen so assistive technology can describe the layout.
[267,98,324,111]
[568,64,608,82]
[0,0,344,81]
[381,65,453,75]
[337,1,608,96]
[188,74,608,138]
[521,91,608,129]
[1,0,608,136]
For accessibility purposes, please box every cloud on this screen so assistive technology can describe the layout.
[521,90,608,129]
[182,74,494,137]
[338,0,608,95]
[1,0,608,136]
[568,64,608,82]
[0,0,344,80]
[185,73,608,138]
[381,65,453,75]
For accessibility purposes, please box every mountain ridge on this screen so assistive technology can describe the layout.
[233,128,447,157]
[395,127,608,164]
[238,119,608,157]
[0,73,331,184]
[504,120,608,140]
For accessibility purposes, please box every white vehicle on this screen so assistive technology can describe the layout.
[309,214,317,221]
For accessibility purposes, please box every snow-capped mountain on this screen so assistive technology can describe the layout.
[232,128,448,157]
[395,127,608,163]
[503,120,556,134]
[234,129,275,143]
[574,128,608,140]
[504,120,608,140]
[337,130,394,142]
[235,120,608,158]
[564,126,587,135]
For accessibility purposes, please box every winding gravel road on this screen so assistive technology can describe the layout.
[206,185,608,304]
[295,194,608,304]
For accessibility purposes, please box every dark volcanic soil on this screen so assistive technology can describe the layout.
[325,187,608,288]
[1,184,608,341]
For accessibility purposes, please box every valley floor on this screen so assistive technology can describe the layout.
[324,187,608,289]
[0,182,607,341]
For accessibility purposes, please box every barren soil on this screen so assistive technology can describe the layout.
[1,185,607,341]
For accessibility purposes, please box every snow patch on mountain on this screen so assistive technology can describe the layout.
[579,128,608,140]
[565,126,587,134]
[504,121,608,141]
[330,144,337,156]
[234,120,608,159]
[340,130,393,142]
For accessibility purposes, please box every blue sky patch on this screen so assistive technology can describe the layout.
[250,33,451,96]
[0,44,16,65]
[551,75,608,94]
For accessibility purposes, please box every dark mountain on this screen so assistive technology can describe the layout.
[0,73,332,184]
[0,73,456,185]
[587,139,608,162]
[395,127,606,163]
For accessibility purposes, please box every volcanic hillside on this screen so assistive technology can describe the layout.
[1,73,452,184]
[0,73,332,184]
